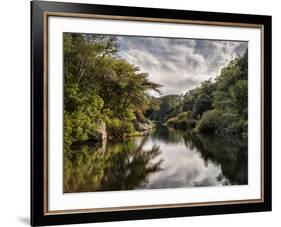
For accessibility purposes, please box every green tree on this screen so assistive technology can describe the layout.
[63,33,163,145]
[158,49,248,139]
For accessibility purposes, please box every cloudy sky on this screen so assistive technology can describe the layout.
[117,36,247,96]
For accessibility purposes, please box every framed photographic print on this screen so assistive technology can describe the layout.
[31,1,272,226]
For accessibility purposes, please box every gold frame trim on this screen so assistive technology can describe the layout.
[43,11,265,215]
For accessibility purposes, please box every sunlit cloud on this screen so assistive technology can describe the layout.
[117,36,247,95]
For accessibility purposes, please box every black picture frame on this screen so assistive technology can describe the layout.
[31,1,272,226]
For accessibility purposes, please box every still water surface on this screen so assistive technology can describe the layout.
[64,124,248,193]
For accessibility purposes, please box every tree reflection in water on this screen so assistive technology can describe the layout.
[64,137,163,193]
[182,131,248,185]
[151,124,247,186]
[64,124,248,193]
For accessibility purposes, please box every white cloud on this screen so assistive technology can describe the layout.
[118,36,247,95]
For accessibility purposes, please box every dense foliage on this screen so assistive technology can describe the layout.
[64,33,162,145]
[150,50,248,138]
[166,111,196,129]
[64,32,248,146]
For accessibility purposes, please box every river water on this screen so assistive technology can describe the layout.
[64,124,248,193]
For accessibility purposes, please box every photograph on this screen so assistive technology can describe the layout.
[31,1,271,225]
[63,33,248,193]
